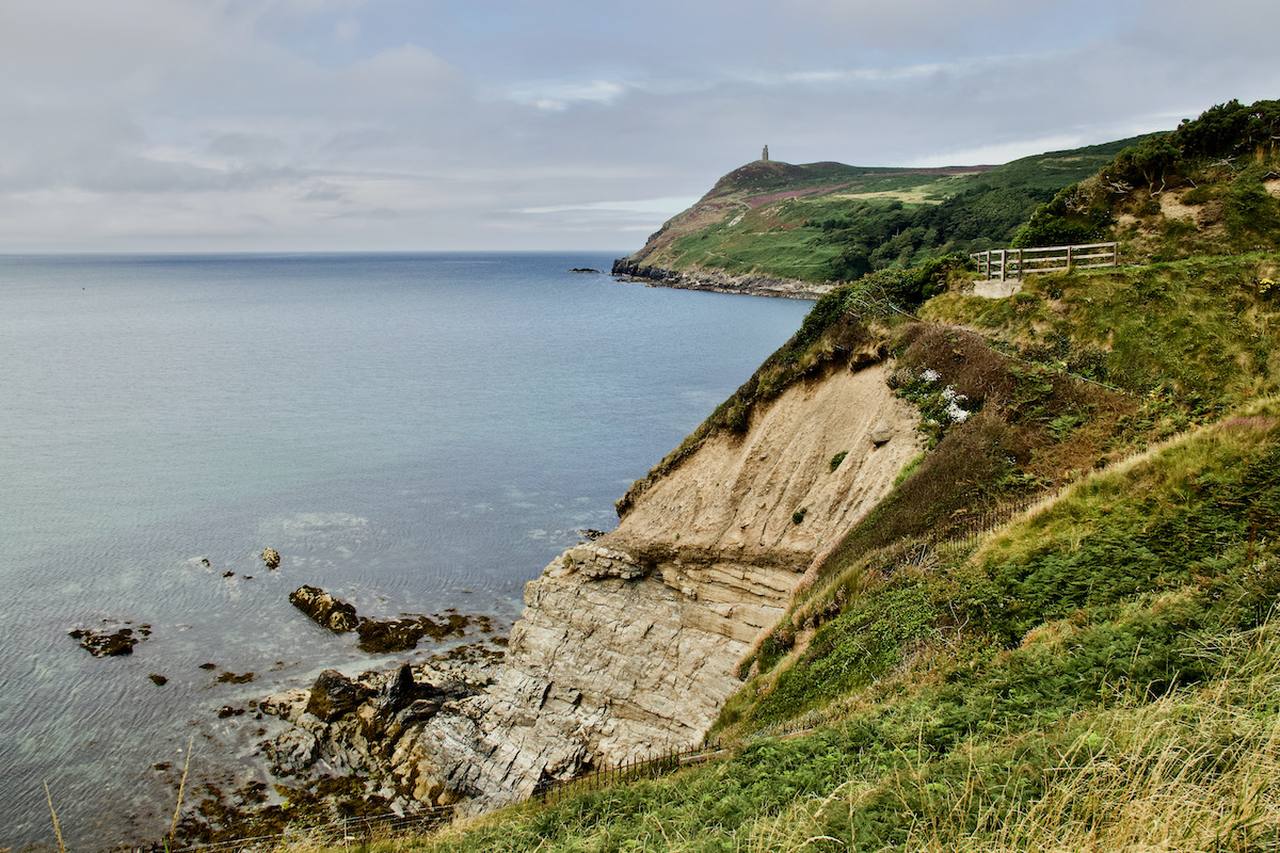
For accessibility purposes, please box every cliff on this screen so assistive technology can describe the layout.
[250,100,1280,850]
[262,350,924,812]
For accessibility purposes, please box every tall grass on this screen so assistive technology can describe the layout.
[746,620,1280,852]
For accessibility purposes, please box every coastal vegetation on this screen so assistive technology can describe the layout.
[620,138,1142,284]
[409,399,1280,852]
[171,99,1280,852]
[294,99,1280,852]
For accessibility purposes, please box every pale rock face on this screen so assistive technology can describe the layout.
[388,363,923,811]
[263,362,923,814]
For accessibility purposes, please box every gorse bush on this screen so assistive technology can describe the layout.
[1012,98,1280,252]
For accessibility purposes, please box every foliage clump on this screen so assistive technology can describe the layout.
[1012,98,1280,255]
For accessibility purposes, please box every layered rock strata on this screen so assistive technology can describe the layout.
[264,361,922,814]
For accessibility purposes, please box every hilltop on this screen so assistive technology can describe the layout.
[613,136,1145,292]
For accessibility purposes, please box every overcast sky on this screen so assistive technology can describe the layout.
[1,0,1277,253]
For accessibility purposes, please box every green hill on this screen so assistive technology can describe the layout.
[617,137,1146,283]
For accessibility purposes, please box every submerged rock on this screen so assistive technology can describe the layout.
[149,673,168,686]
[289,585,359,633]
[217,671,255,684]
[356,614,468,653]
[261,548,281,570]
[69,620,151,657]
[356,617,432,653]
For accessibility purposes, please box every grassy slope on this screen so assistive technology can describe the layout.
[409,399,1280,851]
[313,250,1280,852]
[627,138,1143,283]
[312,118,1280,850]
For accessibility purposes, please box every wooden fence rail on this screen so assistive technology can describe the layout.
[971,242,1119,281]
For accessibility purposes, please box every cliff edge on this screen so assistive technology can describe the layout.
[263,354,923,812]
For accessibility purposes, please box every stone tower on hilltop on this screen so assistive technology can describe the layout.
[762,144,770,161]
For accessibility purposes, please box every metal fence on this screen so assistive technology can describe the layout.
[532,740,727,804]
[972,242,1119,281]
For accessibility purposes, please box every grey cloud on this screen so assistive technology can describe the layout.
[0,0,1277,251]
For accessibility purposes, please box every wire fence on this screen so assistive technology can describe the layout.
[935,491,1048,552]
[175,805,456,852]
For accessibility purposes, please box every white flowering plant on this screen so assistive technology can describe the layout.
[894,366,975,445]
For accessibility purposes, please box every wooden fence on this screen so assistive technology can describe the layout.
[971,242,1119,281]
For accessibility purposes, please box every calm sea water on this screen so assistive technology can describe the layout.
[0,252,810,847]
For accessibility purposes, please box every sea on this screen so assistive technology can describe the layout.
[0,252,811,847]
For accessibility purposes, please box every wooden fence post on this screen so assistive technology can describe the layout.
[1066,245,1073,271]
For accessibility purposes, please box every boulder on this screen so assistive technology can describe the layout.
[261,547,281,570]
[306,669,373,722]
[869,421,894,446]
[289,585,359,632]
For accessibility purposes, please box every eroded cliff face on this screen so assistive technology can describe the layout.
[264,361,922,813]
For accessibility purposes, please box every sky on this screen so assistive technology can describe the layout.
[1,0,1278,253]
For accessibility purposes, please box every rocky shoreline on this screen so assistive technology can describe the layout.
[184,358,922,843]
[170,640,506,846]
[610,258,834,300]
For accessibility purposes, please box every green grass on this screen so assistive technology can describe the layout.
[922,252,1280,418]
[380,402,1280,851]
[632,138,1145,283]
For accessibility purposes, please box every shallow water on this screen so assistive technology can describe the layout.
[0,252,811,847]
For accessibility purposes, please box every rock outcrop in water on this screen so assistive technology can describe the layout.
[289,586,360,632]
[263,359,923,813]
[288,585,484,651]
[69,620,151,657]
[611,258,834,300]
